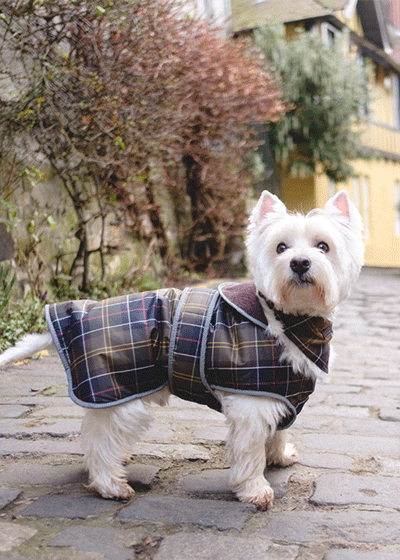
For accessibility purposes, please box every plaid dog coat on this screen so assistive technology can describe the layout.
[45,282,333,429]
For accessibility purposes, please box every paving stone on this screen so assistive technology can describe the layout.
[345,418,400,436]
[374,384,400,395]
[298,452,354,470]
[311,473,400,510]
[0,557,41,560]
[0,464,86,486]
[154,533,299,560]
[14,395,73,406]
[0,381,50,398]
[377,456,400,476]
[289,415,335,431]
[302,405,370,418]
[324,550,400,560]
[30,405,84,418]
[126,464,161,486]
[118,496,255,530]
[379,408,400,422]
[0,417,81,437]
[50,526,133,560]
[0,437,82,456]
[20,494,119,518]
[3,462,157,490]
[0,522,37,551]
[181,467,294,500]
[328,393,395,408]
[313,384,362,394]
[301,433,399,454]
[141,424,175,440]
[0,488,21,509]
[181,469,231,494]
[256,510,400,544]
[132,442,210,460]
[0,405,29,418]
[194,426,229,441]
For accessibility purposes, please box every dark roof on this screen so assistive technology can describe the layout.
[357,0,391,51]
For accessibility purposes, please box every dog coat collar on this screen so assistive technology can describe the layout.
[256,290,333,373]
[45,283,332,429]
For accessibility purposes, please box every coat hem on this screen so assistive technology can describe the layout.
[45,303,169,409]
[211,384,297,429]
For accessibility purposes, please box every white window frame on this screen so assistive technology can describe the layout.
[394,181,400,237]
[328,179,336,199]
[321,22,341,49]
[353,177,370,243]
[361,177,370,243]
[394,75,400,130]
[353,177,360,211]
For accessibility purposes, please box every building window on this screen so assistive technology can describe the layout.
[394,75,400,129]
[362,178,370,243]
[353,177,360,209]
[394,181,400,237]
[328,179,336,198]
[321,22,341,49]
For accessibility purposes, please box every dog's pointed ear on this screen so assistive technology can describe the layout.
[328,190,351,220]
[250,191,288,227]
[324,190,363,235]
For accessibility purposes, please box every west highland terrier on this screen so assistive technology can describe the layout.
[0,190,364,509]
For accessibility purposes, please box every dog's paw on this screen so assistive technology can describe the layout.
[247,486,275,511]
[235,477,275,511]
[88,480,135,500]
[267,443,298,468]
[278,443,298,467]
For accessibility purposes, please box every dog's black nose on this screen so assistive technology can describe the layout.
[290,257,311,276]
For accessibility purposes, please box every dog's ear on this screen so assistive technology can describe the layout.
[324,190,363,236]
[328,190,351,220]
[250,191,288,227]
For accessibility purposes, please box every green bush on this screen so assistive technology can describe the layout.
[0,262,16,315]
[0,297,47,352]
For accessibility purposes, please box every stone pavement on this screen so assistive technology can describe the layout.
[0,267,399,560]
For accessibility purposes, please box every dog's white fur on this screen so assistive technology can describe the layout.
[0,190,364,510]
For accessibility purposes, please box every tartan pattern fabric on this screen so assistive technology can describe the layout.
[273,309,332,372]
[168,287,221,410]
[45,282,332,429]
[206,284,319,427]
[45,289,181,406]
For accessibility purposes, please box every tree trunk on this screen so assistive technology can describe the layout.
[182,153,219,271]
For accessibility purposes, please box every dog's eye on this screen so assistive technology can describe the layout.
[276,243,288,254]
[317,241,329,253]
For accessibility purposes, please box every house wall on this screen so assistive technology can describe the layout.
[370,61,397,126]
[280,155,400,268]
[281,175,317,213]
[294,157,400,268]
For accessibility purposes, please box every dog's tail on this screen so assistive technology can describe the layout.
[0,332,53,369]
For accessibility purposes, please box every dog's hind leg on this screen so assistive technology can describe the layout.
[219,393,288,510]
[81,398,153,500]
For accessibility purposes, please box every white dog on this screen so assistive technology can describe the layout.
[0,190,364,510]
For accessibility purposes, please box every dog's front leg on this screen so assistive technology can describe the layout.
[266,429,298,468]
[220,393,286,510]
[227,431,274,511]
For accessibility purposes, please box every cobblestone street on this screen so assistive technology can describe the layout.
[0,267,399,560]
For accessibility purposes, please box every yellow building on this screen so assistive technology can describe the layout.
[230,0,400,267]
